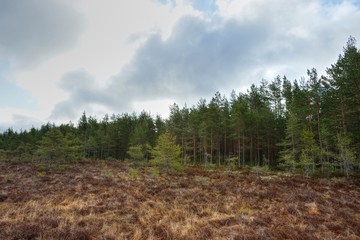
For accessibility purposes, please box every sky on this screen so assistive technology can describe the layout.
[1,0,360,131]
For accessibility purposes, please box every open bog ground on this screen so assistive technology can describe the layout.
[0,161,360,240]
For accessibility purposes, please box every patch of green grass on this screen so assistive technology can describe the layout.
[195,176,210,185]
[128,168,140,179]
[149,167,161,178]
[236,206,252,215]
[36,171,46,178]
[100,162,114,179]
[253,166,271,173]
[3,171,14,182]
[35,162,67,173]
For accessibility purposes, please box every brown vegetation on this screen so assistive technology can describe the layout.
[0,161,360,239]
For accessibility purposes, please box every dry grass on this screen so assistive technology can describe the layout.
[0,161,360,240]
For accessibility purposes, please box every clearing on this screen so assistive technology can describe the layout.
[0,161,359,239]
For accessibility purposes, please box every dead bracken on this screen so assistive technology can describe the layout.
[0,161,359,240]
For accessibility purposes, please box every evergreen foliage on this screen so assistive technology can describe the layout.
[0,37,359,176]
[151,132,183,173]
[36,128,81,163]
[127,144,151,161]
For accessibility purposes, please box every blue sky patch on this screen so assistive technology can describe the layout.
[191,0,218,13]
[157,0,176,7]
[324,0,360,6]
[0,61,38,110]
[156,0,218,13]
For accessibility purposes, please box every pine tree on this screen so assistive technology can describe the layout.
[336,133,357,177]
[36,128,81,164]
[151,131,183,173]
[279,113,302,172]
[230,92,248,167]
[127,144,151,161]
[78,111,88,157]
[299,129,319,176]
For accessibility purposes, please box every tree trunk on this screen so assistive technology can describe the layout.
[238,136,241,167]
[210,128,213,164]
[182,135,186,164]
[340,94,347,133]
[193,131,196,164]
[316,101,323,171]
[257,136,260,166]
[250,134,253,167]
[242,132,245,167]
[218,143,221,166]
[224,130,227,161]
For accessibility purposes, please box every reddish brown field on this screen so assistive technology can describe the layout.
[0,161,359,240]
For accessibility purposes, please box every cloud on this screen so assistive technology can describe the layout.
[0,0,84,69]
[50,70,114,120]
[105,0,360,107]
[10,0,200,123]
[50,0,360,121]
[0,108,44,132]
[2,0,360,130]
[51,15,269,117]
[108,16,269,101]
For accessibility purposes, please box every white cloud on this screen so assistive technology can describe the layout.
[1,0,360,131]
[0,108,44,132]
[6,0,200,125]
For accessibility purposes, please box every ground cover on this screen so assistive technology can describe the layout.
[0,161,359,239]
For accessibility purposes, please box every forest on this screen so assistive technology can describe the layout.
[0,37,360,176]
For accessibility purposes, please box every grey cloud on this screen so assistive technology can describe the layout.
[51,70,113,120]
[105,6,360,109]
[107,15,270,105]
[51,1,360,120]
[0,0,84,69]
[59,70,96,91]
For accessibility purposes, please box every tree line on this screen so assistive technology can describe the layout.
[1,37,359,175]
